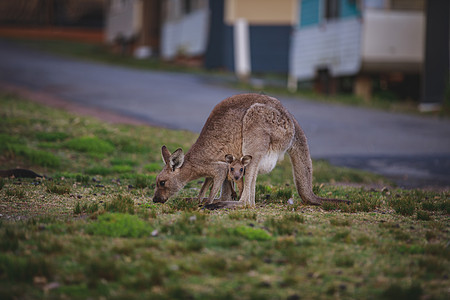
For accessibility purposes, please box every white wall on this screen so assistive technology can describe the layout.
[290,18,362,81]
[105,0,142,43]
[161,8,209,59]
[361,10,425,65]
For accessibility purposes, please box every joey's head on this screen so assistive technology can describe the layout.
[153,146,186,203]
[225,154,252,182]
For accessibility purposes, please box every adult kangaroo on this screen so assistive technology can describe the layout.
[153,93,349,207]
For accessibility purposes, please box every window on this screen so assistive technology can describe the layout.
[325,0,340,20]
[183,0,192,14]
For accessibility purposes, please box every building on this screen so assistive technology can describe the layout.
[205,0,296,77]
[289,0,449,106]
[160,0,209,61]
[105,0,161,57]
[0,0,105,28]
[104,0,449,106]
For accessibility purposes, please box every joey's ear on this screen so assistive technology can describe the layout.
[241,155,252,166]
[225,154,235,164]
[161,145,171,165]
[169,148,184,171]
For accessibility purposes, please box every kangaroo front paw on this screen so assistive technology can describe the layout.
[202,201,243,210]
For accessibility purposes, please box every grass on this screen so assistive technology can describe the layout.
[85,213,153,238]
[64,136,115,155]
[0,93,449,299]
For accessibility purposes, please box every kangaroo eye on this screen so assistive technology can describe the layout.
[230,168,234,172]
[159,181,166,187]
[240,168,243,172]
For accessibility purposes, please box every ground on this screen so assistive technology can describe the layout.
[0,93,448,299]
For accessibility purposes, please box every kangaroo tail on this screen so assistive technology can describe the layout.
[287,120,350,205]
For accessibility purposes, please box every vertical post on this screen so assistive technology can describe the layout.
[234,18,251,81]
[420,0,450,111]
[135,0,153,59]
[355,75,372,102]
[288,75,298,92]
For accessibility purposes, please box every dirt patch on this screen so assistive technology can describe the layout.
[0,27,103,44]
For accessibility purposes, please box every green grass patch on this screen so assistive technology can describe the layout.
[110,157,137,166]
[0,135,61,168]
[105,194,135,214]
[0,133,23,147]
[391,197,417,216]
[134,174,150,188]
[86,213,152,238]
[145,162,164,172]
[45,181,71,195]
[0,253,53,283]
[75,174,90,184]
[64,136,114,155]
[230,225,272,241]
[4,187,26,199]
[416,210,431,221]
[111,165,133,173]
[35,131,69,142]
[264,215,301,236]
[84,166,112,176]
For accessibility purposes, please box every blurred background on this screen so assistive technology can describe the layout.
[0,0,449,189]
[0,0,448,110]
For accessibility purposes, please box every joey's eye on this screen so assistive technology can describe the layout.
[230,168,234,171]
[159,181,166,187]
[240,168,243,172]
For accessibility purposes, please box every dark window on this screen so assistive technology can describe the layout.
[184,0,192,14]
[325,0,340,20]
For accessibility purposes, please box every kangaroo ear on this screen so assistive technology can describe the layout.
[169,148,184,171]
[241,155,252,166]
[225,154,235,164]
[161,145,171,165]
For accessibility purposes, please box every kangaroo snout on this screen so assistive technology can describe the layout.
[152,195,166,203]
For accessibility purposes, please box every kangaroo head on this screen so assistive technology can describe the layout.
[153,146,186,203]
[225,154,252,181]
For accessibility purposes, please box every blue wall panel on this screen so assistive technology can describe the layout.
[204,0,225,69]
[340,0,361,19]
[300,0,321,28]
[224,25,235,72]
[249,26,291,73]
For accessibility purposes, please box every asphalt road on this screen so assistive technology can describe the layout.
[1,40,449,189]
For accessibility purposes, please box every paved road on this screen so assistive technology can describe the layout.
[1,40,449,189]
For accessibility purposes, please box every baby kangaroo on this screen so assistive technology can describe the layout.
[225,154,252,200]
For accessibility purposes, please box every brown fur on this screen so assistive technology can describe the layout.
[225,154,251,200]
[196,155,250,201]
[153,93,350,207]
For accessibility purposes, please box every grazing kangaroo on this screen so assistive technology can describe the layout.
[153,93,350,207]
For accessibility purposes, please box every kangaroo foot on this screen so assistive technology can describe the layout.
[202,201,243,210]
